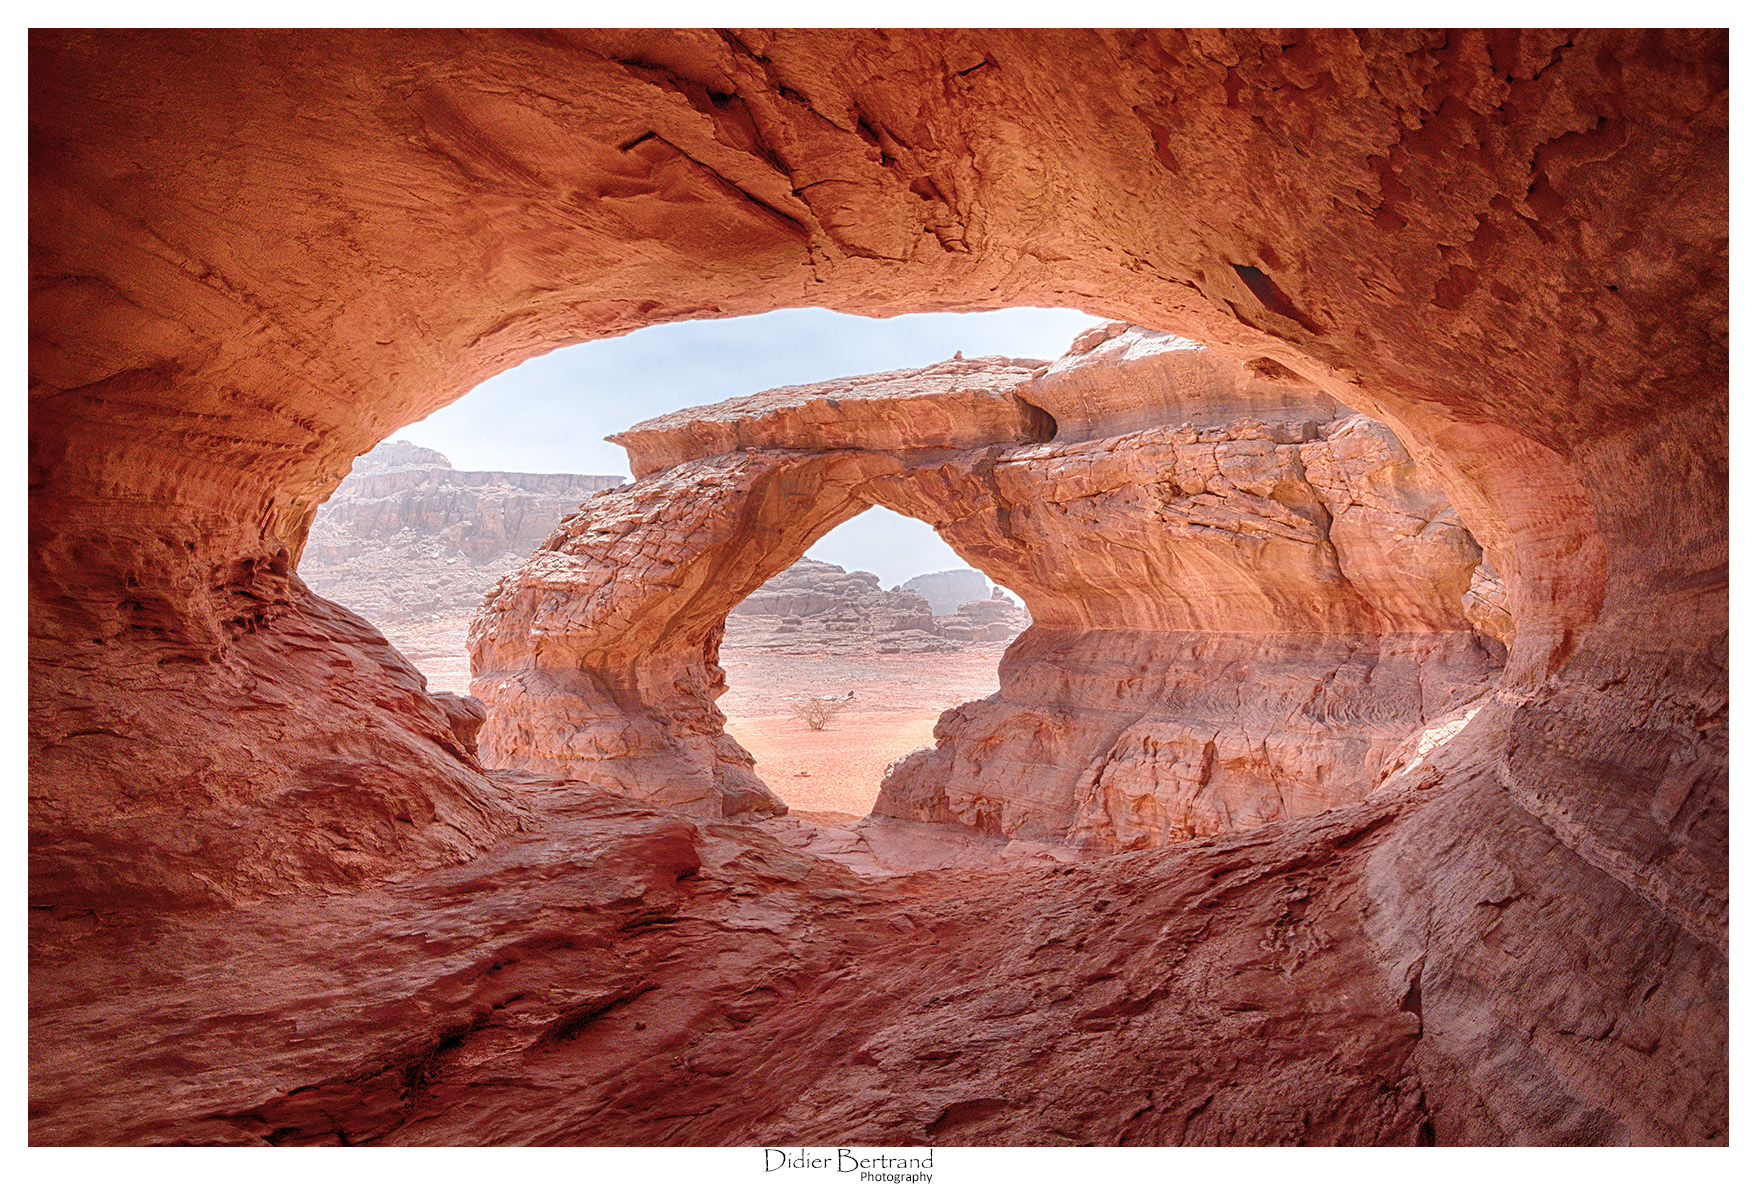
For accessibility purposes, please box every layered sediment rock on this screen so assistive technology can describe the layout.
[726,559,1029,653]
[728,559,953,654]
[607,358,1054,477]
[900,568,993,615]
[304,440,622,574]
[31,30,1726,1145]
[472,330,1502,850]
[301,441,622,688]
[18,780,1471,1145]
[932,595,1029,643]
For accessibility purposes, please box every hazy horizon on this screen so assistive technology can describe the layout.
[392,306,1102,588]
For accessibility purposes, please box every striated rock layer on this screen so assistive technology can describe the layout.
[304,440,622,577]
[301,440,622,689]
[31,30,1726,1144]
[474,329,1504,850]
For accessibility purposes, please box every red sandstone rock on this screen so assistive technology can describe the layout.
[1024,324,1344,441]
[609,356,1053,477]
[471,331,1500,851]
[28,29,1726,1145]
[1461,560,1514,654]
[470,449,899,817]
[27,779,1444,1145]
[865,395,1501,848]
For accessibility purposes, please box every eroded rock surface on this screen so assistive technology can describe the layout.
[932,595,1029,643]
[474,330,1502,852]
[30,29,1726,1145]
[607,357,1054,477]
[727,559,1029,654]
[301,441,622,689]
[46,777,1447,1147]
[727,559,950,654]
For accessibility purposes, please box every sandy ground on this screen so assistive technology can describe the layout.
[375,618,1014,820]
[718,643,1010,817]
[722,710,941,818]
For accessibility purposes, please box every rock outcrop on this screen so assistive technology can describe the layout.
[901,568,994,615]
[304,440,622,574]
[467,359,1051,817]
[931,594,1030,643]
[472,330,1503,852]
[30,30,1726,1145]
[300,442,622,688]
[728,559,957,654]
[726,559,1029,653]
[18,779,1473,1145]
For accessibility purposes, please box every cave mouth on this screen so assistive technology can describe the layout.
[297,305,1094,700]
[716,505,1030,825]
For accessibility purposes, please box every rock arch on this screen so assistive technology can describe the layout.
[473,330,1507,847]
[30,30,1726,1143]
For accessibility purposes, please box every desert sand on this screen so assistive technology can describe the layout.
[367,620,1012,821]
[719,642,1013,818]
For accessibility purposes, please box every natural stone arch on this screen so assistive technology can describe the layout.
[473,332,1507,849]
[470,356,1052,813]
[29,30,1726,1144]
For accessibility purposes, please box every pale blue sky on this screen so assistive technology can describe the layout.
[397,306,1100,588]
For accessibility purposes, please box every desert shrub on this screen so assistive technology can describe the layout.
[787,691,854,730]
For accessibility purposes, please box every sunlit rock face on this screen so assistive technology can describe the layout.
[874,412,1503,848]
[468,358,1043,815]
[474,329,1503,849]
[30,30,1725,1145]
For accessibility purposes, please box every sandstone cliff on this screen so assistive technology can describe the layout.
[304,443,621,572]
[300,441,622,688]
[727,558,1028,654]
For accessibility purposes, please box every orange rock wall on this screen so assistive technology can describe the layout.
[30,29,1725,1144]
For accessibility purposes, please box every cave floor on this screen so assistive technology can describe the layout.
[29,771,1427,1146]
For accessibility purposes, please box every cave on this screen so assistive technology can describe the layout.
[29,29,1726,1147]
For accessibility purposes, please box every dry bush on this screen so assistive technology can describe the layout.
[787,691,854,730]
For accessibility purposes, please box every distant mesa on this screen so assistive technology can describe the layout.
[727,559,1029,654]
[304,439,623,570]
[348,438,453,473]
[902,569,993,616]
[301,440,624,691]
